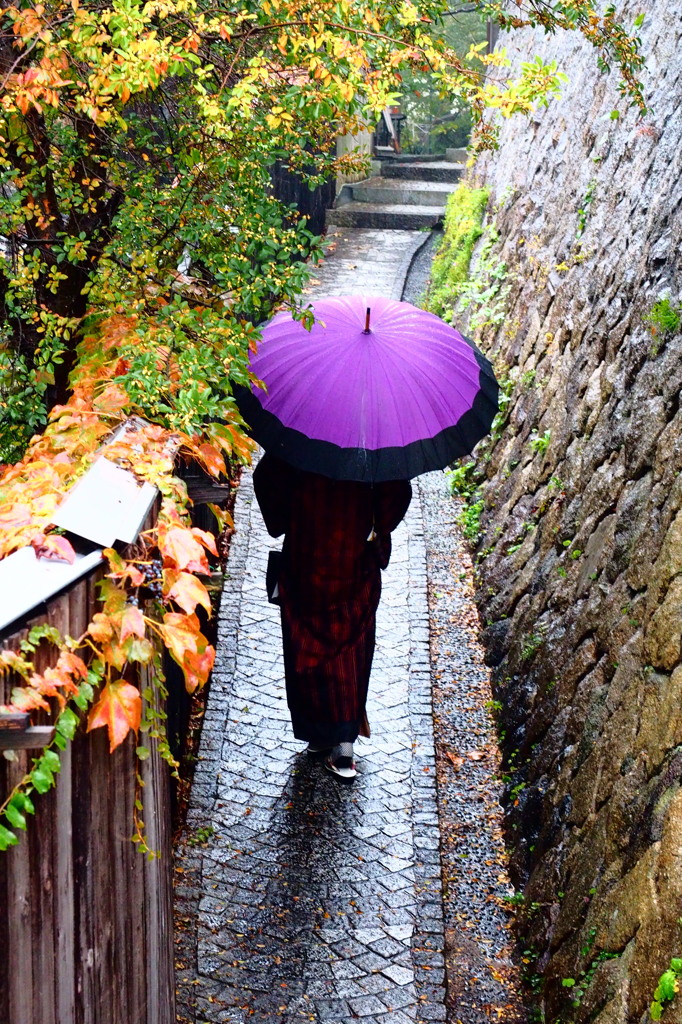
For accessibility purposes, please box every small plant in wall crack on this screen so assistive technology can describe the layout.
[458,495,485,542]
[521,623,548,661]
[561,950,621,1011]
[576,179,598,238]
[645,296,681,355]
[529,429,551,454]
[650,958,682,1020]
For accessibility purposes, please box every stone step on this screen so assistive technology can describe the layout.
[445,147,469,163]
[348,177,457,208]
[379,160,464,183]
[326,201,444,230]
[374,148,443,163]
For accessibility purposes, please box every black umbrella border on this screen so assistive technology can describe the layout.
[233,339,499,484]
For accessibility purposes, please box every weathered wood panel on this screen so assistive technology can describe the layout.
[0,569,175,1024]
[270,159,336,236]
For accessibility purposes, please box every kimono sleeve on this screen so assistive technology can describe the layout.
[374,480,412,535]
[371,480,412,569]
[253,454,294,538]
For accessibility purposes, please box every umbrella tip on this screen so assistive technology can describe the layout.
[363,307,371,334]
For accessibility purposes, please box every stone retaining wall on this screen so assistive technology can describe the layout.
[466,4,682,1021]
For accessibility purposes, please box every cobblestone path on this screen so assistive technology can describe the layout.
[176,228,449,1024]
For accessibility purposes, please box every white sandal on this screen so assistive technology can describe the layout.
[325,743,357,781]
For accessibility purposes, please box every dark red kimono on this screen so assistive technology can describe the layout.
[253,454,412,747]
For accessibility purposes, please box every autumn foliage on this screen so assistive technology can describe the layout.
[0,0,645,850]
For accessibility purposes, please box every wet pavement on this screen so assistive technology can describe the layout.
[176,463,444,1024]
[174,227,524,1024]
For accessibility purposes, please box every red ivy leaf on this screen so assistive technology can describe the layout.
[195,443,226,479]
[163,569,212,616]
[191,527,218,557]
[31,532,76,564]
[87,680,142,752]
[159,525,209,573]
[120,605,145,643]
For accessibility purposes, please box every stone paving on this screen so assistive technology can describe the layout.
[175,228,446,1024]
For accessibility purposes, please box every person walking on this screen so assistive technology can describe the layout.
[253,452,412,781]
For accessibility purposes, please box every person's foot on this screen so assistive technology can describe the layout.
[325,742,357,781]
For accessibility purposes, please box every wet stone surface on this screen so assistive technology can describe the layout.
[176,468,444,1024]
[175,228,446,1024]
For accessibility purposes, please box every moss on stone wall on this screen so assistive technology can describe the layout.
[426,183,489,320]
[463,3,682,1023]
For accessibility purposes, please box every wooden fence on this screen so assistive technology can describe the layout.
[0,559,175,1024]
[270,159,336,236]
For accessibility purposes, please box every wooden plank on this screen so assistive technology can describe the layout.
[141,674,176,1024]
[7,795,34,1024]
[72,710,95,1024]
[0,726,55,750]
[0,502,176,1024]
[55,738,76,1024]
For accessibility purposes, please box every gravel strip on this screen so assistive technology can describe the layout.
[419,475,527,1023]
[404,233,527,1022]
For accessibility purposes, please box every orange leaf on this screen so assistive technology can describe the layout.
[87,680,142,752]
[56,651,88,680]
[182,644,215,692]
[163,570,212,616]
[126,565,145,587]
[88,612,114,642]
[93,382,129,414]
[159,525,209,573]
[39,665,79,705]
[0,649,32,679]
[31,532,76,564]
[159,611,201,665]
[103,548,145,587]
[195,443,226,479]
[191,527,218,557]
[120,605,145,642]
[158,612,214,692]
[10,686,50,713]
[208,503,233,531]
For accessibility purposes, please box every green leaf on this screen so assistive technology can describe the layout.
[634,13,645,27]
[56,707,79,740]
[650,1000,663,1020]
[561,978,575,988]
[4,803,27,830]
[74,680,95,709]
[30,768,53,794]
[670,959,682,973]
[655,970,678,1003]
[0,824,18,850]
[610,109,620,120]
[136,745,150,760]
[41,750,61,773]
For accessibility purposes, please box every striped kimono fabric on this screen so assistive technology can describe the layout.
[253,454,412,747]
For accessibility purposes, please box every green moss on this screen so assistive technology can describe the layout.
[426,183,489,319]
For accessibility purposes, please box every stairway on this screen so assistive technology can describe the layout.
[326,151,464,231]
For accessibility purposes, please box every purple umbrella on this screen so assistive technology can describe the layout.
[234,294,498,482]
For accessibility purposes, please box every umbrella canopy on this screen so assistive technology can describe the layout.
[234,294,499,483]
